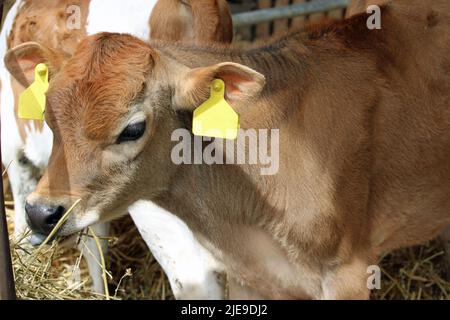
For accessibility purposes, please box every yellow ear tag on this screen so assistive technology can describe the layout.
[18,63,49,121]
[193,79,240,140]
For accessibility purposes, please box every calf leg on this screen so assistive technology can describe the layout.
[7,159,38,239]
[129,200,224,300]
[321,256,371,300]
[79,222,110,295]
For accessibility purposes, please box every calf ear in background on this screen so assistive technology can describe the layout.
[173,62,266,111]
[4,42,66,88]
[150,0,233,44]
[187,0,233,44]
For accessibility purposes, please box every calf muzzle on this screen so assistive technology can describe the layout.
[25,202,66,236]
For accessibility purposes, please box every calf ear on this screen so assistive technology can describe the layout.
[4,42,66,88]
[173,62,265,111]
[187,0,233,44]
[150,0,232,44]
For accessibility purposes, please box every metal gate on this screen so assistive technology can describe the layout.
[230,0,349,40]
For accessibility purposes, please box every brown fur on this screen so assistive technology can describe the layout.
[150,0,233,44]
[11,0,450,299]
[7,0,90,54]
[49,34,155,140]
[346,0,390,17]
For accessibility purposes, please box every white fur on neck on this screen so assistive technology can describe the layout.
[129,200,225,299]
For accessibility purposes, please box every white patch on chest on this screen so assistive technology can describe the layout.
[128,200,224,299]
[86,0,158,40]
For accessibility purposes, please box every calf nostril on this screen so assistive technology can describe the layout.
[25,203,67,235]
[45,206,66,226]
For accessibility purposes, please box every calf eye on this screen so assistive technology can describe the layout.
[117,121,146,144]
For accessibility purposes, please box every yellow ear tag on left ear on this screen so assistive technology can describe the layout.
[18,63,49,121]
[193,79,240,140]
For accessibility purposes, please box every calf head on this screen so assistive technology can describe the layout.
[5,33,265,239]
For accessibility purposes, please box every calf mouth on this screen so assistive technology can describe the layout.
[29,232,48,246]
[25,198,87,245]
[28,230,75,247]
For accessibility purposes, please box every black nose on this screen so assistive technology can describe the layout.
[25,203,66,235]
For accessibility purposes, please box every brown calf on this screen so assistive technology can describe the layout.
[6,0,450,299]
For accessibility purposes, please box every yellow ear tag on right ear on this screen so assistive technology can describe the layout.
[18,63,49,121]
[193,79,240,140]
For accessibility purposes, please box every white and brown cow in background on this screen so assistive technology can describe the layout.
[1,0,232,298]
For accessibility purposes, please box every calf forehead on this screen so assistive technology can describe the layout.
[47,34,155,140]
